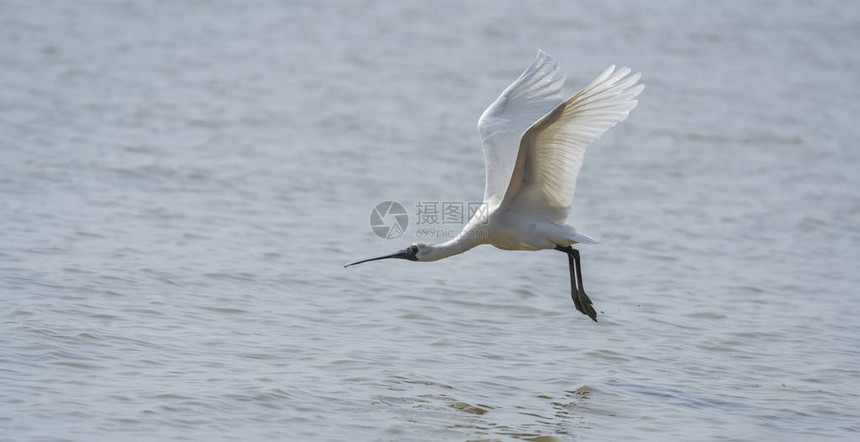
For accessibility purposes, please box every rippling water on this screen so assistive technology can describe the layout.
[2,0,860,440]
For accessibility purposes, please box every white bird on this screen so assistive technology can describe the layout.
[346,50,643,322]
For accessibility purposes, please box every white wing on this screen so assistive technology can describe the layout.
[477,50,565,209]
[500,65,644,223]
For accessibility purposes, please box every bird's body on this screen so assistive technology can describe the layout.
[347,50,643,321]
[422,210,590,258]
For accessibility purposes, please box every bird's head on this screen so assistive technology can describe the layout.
[344,242,435,267]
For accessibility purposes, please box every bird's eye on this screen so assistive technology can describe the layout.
[410,245,418,254]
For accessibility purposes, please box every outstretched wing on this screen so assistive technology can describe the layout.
[500,66,643,223]
[477,50,565,209]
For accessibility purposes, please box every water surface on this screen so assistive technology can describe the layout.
[2,0,859,440]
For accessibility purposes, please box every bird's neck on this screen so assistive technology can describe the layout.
[424,235,481,261]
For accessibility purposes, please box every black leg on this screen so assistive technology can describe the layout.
[555,246,598,322]
[566,251,582,312]
[571,248,597,321]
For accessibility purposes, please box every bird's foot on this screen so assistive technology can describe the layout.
[573,290,598,322]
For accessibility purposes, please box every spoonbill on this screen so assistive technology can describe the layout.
[346,50,643,321]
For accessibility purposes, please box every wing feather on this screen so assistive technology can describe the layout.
[500,66,644,222]
[477,50,565,209]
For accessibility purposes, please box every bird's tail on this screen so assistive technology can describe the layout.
[568,228,600,245]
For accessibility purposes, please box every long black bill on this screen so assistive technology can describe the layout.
[344,248,416,268]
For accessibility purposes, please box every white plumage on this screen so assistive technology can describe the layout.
[483,51,643,226]
[346,50,643,321]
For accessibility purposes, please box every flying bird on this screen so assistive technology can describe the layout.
[346,50,643,321]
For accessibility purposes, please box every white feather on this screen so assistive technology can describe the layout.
[498,64,644,223]
[477,50,565,209]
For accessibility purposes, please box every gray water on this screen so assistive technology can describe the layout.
[2,0,860,440]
